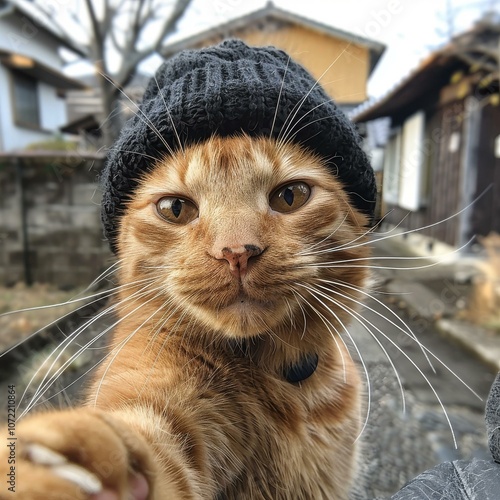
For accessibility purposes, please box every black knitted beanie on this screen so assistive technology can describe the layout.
[102,39,375,253]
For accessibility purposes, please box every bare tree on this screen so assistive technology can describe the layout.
[435,0,499,41]
[27,0,193,146]
[432,1,499,107]
[445,14,500,105]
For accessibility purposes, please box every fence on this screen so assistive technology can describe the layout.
[0,151,113,288]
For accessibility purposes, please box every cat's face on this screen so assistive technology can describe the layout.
[117,135,369,338]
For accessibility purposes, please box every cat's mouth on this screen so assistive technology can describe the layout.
[230,291,272,310]
[189,286,286,338]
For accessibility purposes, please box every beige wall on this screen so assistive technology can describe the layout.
[200,23,369,104]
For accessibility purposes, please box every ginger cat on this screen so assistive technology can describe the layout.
[0,135,370,499]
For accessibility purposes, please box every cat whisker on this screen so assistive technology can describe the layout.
[317,277,435,372]
[19,303,118,416]
[142,295,193,365]
[1,277,154,365]
[293,285,378,443]
[21,280,161,415]
[298,211,400,257]
[93,289,172,406]
[291,288,348,379]
[330,186,492,255]
[279,98,339,148]
[304,282,414,414]
[276,43,352,150]
[269,55,291,140]
[330,292,459,446]
[136,303,187,399]
[291,291,309,340]
[297,213,349,256]
[304,281,485,448]
[26,348,112,410]
[97,71,176,157]
[299,209,413,260]
[315,286,407,407]
[0,272,149,322]
[316,280,482,400]
[107,147,161,162]
[153,74,185,158]
[141,298,180,356]
[82,260,122,291]
[283,297,297,330]
[304,234,474,271]
[302,246,464,266]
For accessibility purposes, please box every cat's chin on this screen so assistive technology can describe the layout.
[191,295,288,338]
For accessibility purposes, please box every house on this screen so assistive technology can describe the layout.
[0,0,86,150]
[354,18,500,251]
[161,2,385,114]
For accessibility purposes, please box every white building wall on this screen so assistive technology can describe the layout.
[39,82,67,131]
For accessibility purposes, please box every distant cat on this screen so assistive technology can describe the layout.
[0,40,376,499]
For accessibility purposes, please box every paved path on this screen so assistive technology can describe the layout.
[348,237,498,498]
[349,296,495,498]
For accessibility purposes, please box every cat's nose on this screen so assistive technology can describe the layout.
[217,244,263,278]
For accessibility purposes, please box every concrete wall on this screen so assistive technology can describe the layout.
[0,156,114,288]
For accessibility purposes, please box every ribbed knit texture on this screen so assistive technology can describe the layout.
[102,39,376,253]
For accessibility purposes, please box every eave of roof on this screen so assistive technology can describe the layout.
[60,113,100,134]
[161,2,385,75]
[4,0,86,57]
[353,20,499,123]
[0,49,88,90]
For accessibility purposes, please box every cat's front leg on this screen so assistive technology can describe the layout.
[0,408,192,499]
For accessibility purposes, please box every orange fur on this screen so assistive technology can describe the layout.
[1,136,370,499]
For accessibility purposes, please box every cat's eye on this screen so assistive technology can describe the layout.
[156,196,198,224]
[269,182,311,213]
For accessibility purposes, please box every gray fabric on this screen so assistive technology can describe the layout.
[486,372,500,463]
[390,373,500,500]
[391,459,500,499]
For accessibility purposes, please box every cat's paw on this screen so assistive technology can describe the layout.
[0,409,154,500]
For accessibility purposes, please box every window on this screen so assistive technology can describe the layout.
[11,71,40,129]
[382,129,402,205]
[398,110,426,211]
[382,111,431,211]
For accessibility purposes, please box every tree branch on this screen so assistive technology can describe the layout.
[114,0,193,86]
[84,0,103,48]
[26,0,88,56]
[154,0,193,51]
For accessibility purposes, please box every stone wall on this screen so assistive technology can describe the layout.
[0,153,114,288]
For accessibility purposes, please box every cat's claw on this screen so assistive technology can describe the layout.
[25,443,68,466]
[25,443,104,495]
[24,442,149,500]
